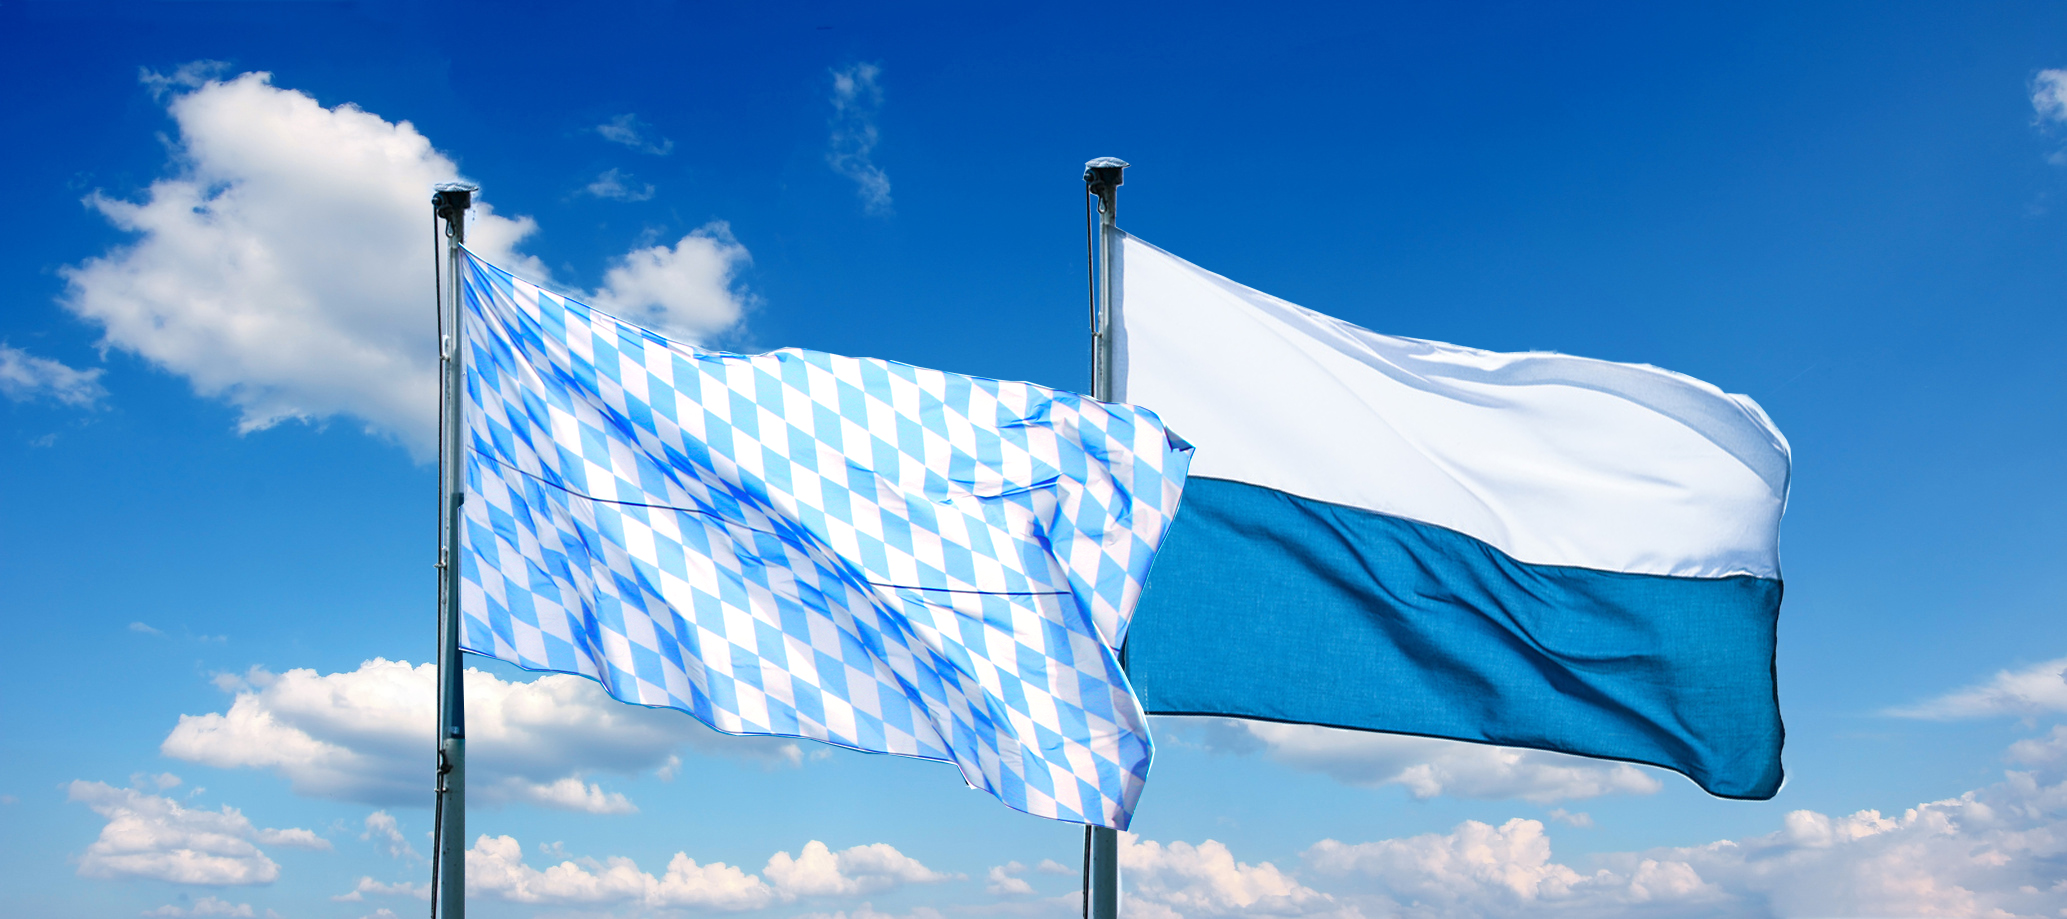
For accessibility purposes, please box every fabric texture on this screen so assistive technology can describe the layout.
[1115,233,1790,800]
[454,249,1193,828]
[1113,233,1788,580]
[1125,478,1783,799]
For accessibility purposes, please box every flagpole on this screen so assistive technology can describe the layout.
[1082,156,1128,919]
[431,182,476,919]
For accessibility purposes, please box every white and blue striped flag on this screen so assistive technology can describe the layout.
[454,250,1193,828]
[1115,233,1791,800]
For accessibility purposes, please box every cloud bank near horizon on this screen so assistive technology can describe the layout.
[160,659,802,815]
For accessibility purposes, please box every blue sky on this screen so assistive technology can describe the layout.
[4,1,2067,916]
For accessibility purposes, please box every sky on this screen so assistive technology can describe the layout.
[3,1,2067,917]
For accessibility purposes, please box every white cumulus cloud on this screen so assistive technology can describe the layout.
[507,775,636,814]
[1112,725,2067,918]
[254,826,327,848]
[160,659,800,814]
[360,811,419,861]
[1305,818,1718,915]
[1610,724,2067,918]
[332,876,429,903]
[1163,717,1661,803]
[1121,836,1347,919]
[142,896,270,917]
[62,68,749,459]
[0,344,105,407]
[985,861,1035,895]
[764,840,957,897]
[67,780,325,886]
[827,63,891,215]
[592,223,754,341]
[1887,656,2067,719]
[61,70,542,457]
[465,834,950,909]
[792,907,947,919]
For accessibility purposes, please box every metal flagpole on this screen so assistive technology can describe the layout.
[431,182,476,919]
[1081,156,1128,919]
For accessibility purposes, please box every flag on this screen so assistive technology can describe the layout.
[453,249,1193,827]
[1113,233,1790,799]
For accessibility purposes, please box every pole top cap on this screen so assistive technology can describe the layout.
[431,181,477,217]
[1084,159,1127,213]
[1083,157,1129,184]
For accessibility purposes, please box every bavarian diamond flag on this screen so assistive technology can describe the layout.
[454,249,1193,828]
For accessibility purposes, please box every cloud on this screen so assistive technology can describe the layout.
[592,223,754,341]
[129,622,165,636]
[332,876,428,903]
[0,344,106,407]
[509,775,636,814]
[160,659,801,813]
[131,772,181,791]
[1163,717,1661,803]
[985,862,1035,896]
[1887,656,2067,720]
[1035,858,1073,875]
[1594,739,2067,919]
[141,896,267,917]
[254,827,327,848]
[594,114,673,155]
[2009,723,2067,764]
[465,834,950,909]
[1121,836,1347,919]
[827,63,891,215]
[360,811,420,861]
[2036,69,2067,123]
[764,841,958,897]
[67,780,324,886]
[1110,726,2067,918]
[1304,818,1718,916]
[585,167,656,202]
[62,69,749,459]
[61,70,544,458]
[139,60,231,100]
[792,907,947,919]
